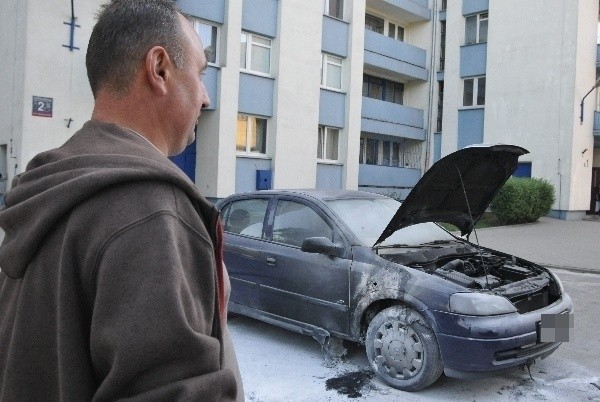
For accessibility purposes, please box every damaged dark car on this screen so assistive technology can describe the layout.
[216,144,573,391]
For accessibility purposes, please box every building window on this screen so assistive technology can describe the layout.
[365,13,384,34]
[365,13,405,42]
[388,22,404,41]
[241,32,271,74]
[465,12,488,45]
[363,74,404,105]
[191,19,219,64]
[318,126,339,161]
[439,21,446,71]
[359,135,421,168]
[463,76,486,107]
[324,0,344,19]
[321,54,343,90]
[237,114,267,154]
[437,81,444,132]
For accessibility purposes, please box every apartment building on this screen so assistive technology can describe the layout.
[1,0,599,218]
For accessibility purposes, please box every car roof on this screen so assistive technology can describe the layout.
[223,189,389,203]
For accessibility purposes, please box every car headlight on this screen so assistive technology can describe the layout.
[449,292,517,316]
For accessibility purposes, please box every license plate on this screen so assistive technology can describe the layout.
[537,313,573,343]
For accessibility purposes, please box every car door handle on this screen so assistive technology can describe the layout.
[266,257,276,265]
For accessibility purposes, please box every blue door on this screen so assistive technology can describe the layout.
[169,141,196,181]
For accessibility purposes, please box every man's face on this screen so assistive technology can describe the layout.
[168,14,210,155]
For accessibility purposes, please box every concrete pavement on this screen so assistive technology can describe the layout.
[471,216,600,274]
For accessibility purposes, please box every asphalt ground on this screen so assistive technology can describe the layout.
[470,215,600,274]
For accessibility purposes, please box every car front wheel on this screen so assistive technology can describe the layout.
[365,306,443,391]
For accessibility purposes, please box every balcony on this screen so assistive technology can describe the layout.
[361,97,425,140]
[366,0,430,23]
[364,30,428,82]
[358,164,421,196]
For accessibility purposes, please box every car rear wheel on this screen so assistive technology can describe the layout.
[365,306,443,391]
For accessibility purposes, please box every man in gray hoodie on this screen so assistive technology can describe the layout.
[0,0,243,400]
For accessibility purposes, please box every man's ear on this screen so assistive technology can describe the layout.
[145,46,172,95]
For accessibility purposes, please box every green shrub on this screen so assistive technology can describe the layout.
[490,177,555,224]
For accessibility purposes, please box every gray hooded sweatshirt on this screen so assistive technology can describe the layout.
[0,120,242,401]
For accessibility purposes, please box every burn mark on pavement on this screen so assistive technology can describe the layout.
[325,369,374,398]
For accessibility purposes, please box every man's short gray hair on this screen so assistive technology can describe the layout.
[86,0,187,98]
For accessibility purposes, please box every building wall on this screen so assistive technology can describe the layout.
[271,0,323,189]
[20,1,95,167]
[440,0,598,217]
[484,0,598,216]
[4,0,599,217]
[1,0,98,188]
[0,0,27,189]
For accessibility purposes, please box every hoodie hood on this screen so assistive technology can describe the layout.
[0,120,214,278]
[375,144,529,246]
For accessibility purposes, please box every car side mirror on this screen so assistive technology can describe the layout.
[301,237,344,258]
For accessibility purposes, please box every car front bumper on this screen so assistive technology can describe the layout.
[431,293,573,377]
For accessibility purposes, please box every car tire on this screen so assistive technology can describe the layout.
[365,306,443,391]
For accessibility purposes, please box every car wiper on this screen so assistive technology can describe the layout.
[419,239,464,246]
[374,243,437,250]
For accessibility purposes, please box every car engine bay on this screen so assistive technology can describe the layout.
[378,242,562,313]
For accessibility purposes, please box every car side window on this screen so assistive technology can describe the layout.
[223,199,268,238]
[272,200,333,247]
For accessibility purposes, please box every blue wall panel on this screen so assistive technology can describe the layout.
[322,16,349,58]
[457,108,485,149]
[382,0,430,21]
[236,157,272,193]
[433,132,442,162]
[513,162,532,178]
[361,97,423,129]
[203,66,219,110]
[242,0,279,37]
[177,0,225,23]
[363,32,428,81]
[460,43,487,77]
[358,164,421,188]
[169,141,196,181]
[319,89,346,128]
[462,0,489,15]
[316,164,343,190]
[238,73,275,117]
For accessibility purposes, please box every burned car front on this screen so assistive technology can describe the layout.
[370,225,572,380]
[326,144,572,390]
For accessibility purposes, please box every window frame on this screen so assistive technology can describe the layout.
[190,18,220,65]
[462,76,486,107]
[465,12,488,45]
[240,31,272,75]
[317,126,340,162]
[236,114,268,155]
[270,199,335,247]
[359,134,422,169]
[321,53,343,90]
[365,12,406,42]
[221,198,270,239]
[324,0,344,20]
[362,74,404,105]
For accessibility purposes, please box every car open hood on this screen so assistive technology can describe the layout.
[375,144,529,246]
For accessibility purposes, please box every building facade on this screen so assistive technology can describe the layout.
[1,0,599,218]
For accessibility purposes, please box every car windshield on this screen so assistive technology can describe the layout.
[326,197,455,247]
